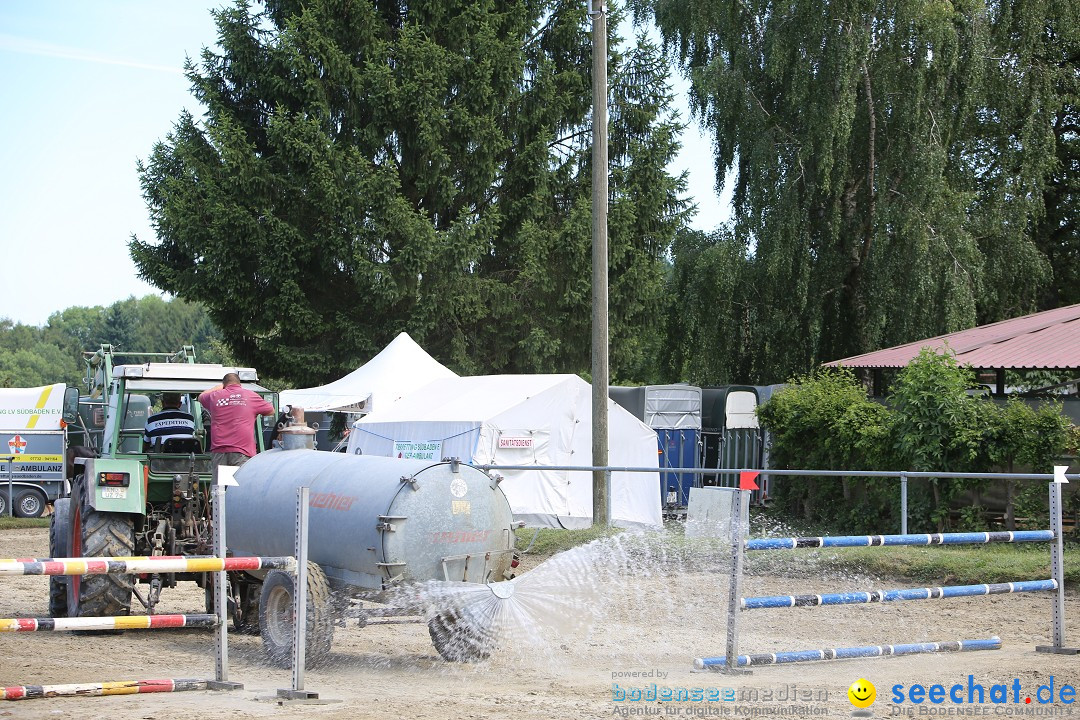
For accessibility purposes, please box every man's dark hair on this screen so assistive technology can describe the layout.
[222,372,242,386]
[161,392,182,408]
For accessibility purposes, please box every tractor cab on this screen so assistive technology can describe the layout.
[52,345,277,619]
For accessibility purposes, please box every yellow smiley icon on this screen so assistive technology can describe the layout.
[848,678,876,708]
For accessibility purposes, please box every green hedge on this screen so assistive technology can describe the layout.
[757,350,1076,533]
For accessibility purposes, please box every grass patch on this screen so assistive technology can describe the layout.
[811,543,1079,586]
[514,525,621,557]
[747,506,1079,587]
[512,522,1078,589]
[0,517,49,530]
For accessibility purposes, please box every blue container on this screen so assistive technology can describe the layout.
[611,384,702,509]
[657,428,699,507]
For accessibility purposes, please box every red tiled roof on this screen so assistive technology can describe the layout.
[824,303,1080,370]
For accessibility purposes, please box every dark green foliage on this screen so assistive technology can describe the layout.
[133,0,688,387]
[757,350,1075,532]
[661,228,755,384]
[890,349,987,473]
[756,367,898,531]
[888,349,993,528]
[0,327,73,388]
[757,367,892,472]
[985,396,1074,529]
[981,0,1080,314]
[0,297,222,387]
[646,0,1078,385]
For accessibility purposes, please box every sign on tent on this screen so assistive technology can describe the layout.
[394,441,442,460]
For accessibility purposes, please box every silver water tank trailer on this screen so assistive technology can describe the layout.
[225,449,518,665]
[226,449,517,589]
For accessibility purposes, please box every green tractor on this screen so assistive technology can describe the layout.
[50,345,277,621]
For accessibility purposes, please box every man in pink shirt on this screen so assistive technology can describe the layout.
[199,372,276,482]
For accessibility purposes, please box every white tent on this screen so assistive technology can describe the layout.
[346,374,662,528]
[279,332,458,413]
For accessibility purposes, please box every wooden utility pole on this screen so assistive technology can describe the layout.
[590,0,609,527]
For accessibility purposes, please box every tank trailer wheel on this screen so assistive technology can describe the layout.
[427,608,496,662]
[14,488,46,518]
[48,498,72,616]
[259,562,334,668]
[0,491,7,518]
[66,477,134,620]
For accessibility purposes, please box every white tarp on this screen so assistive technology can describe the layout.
[0,383,66,431]
[725,390,759,429]
[644,385,702,430]
[279,332,458,413]
[347,374,662,528]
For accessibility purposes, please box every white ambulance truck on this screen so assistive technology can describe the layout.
[0,383,78,517]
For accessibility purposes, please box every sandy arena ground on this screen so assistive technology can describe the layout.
[1,527,1077,719]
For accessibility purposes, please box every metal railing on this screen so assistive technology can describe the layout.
[476,463,1077,534]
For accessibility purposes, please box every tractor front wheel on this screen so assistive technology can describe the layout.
[48,498,71,616]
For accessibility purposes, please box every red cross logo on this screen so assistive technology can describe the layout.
[8,435,26,454]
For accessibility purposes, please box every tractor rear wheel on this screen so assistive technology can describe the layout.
[66,477,134,619]
[259,562,334,668]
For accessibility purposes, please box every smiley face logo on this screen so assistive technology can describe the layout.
[848,678,876,708]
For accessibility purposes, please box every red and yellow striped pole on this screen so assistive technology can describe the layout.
[0,555,295,576]
[0,614,218,633]
[2,678,208,700]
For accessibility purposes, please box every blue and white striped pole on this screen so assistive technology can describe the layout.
[695,637,1002,669]
[742,580,1057,610]
[746,530,1054,551]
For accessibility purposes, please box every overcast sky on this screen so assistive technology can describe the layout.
[0,1,730,328]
